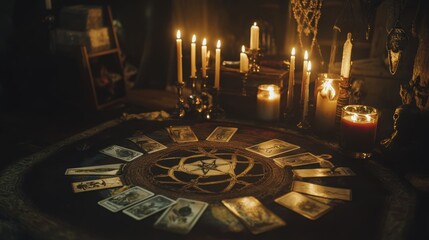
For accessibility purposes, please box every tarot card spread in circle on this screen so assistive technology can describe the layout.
[154,198,208,234]
[98,186,154,212]
[246,139,300,158]
[100,145,143,162]
[123,195,176,221]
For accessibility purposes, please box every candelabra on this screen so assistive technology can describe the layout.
[241,72,248,96]
[172,82,187,118]
[187,76,202,115]
[246,49,262,73]
[200,75,210,114]
[204,87,225,120]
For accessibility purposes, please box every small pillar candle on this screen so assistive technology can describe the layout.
[240,45,249,73]
[257,84,280,121]
[250,22,259,50]
[314,74,340,132]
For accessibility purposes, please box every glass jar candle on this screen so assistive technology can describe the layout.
[340,105,378,159]
[256,84,280,121]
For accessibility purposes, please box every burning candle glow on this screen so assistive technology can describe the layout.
[201,38,207,78]
[257,84,280,121]
[176,30,183,84]
[287,47,296,111]
[300,50,309,103]
[340,105,378,159]
[301,61,311,120]
[314,78,338,132]
[250,22,259,50]
[240,45,249,73]
[214,40,221,89]
[191,34,196,77]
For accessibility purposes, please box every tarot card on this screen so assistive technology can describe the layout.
[275,191,331,220]
[246,139,300,158]
[292,167,356,178]
[98,186,154,212]
[167,126,199,143]
[100,145,143,162]
[206,127,238,142]
[292,181,352,201]
[71,176,123,193]
[65,163,124,176]
[304,194,333,204]
[273,152,323,168]
[222,196,286,235]
[123,195,176,221]
[128,135,167,154]
[154,198,208,234]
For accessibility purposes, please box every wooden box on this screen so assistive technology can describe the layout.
[55,27,111,53]
[59,5,103,31]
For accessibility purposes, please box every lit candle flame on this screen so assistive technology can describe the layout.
[267,86,276,100]
[253,22,257,26]
[241,45,245,53]
[291,47,295,56]
[304,50,308,60]
[365,114,371,122]
[202,38,207,46]
[307,61,312,72]
[192,34,196,43]
[176,30,181,39]
[321,80,336,100]
[217,40,221,49]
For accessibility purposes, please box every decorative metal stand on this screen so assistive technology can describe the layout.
[200,75,210,115]
[204,87,225,120]
[172,82,187,118]
[241,72,248,96]
[187,76,202,114]
[246,49,261,73]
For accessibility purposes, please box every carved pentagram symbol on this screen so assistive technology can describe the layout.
[150,147,265,194]
[123,142,289,202]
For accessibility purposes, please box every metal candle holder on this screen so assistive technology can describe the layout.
[204,87,225,120]
[241,72,248,96]
[246,48,261,73]
[172,82,187,118]
[200,75,210,114]
[187,76,202,114]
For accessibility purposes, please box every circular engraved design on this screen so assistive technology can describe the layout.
[123,141,291,203]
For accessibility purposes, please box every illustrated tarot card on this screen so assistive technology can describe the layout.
[154,198,208,234]
[292,181,352,201]
[128,135,167,154]
[273,152,323,168]
[71,176,123,193]
[206,127,238,142]
[98,186,154,212]
[246,139,300,158]
[275,191,332,220]
[167,126,199,143]
[65,163,124,176]
[292,167,356,178]
[100,145,143,162]
[221,196,286,235]
[123,195,176,221]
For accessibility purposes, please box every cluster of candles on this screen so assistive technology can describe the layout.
[175,23,261,90]
[175,26,377,157]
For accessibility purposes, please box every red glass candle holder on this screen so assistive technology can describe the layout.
[340,105,378,159]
